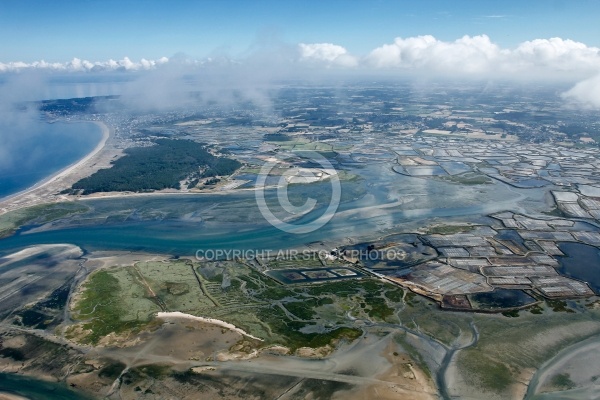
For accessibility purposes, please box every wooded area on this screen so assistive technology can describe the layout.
[72,139,240,194]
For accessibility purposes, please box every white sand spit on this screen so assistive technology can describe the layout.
[156,312,263,341]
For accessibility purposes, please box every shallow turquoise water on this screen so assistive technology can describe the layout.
[0,164,531,256]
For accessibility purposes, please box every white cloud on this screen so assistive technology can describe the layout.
[0,56,169,73]
[299,43,358,67]
[1,35,600,89]
[512,37,600,71]
[366,35,501,74]
[562,73,600,109]
[366,35,600,79]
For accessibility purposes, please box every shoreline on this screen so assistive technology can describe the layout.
[0,120,110,204]
[0,391,30,400]
[0,120,112,217]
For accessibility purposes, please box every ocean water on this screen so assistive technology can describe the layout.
[0,121,102,199]
[0,372,90,399]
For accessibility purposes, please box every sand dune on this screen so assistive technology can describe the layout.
[156,311,263,341]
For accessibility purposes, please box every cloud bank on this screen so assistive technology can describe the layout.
[0,56,169,73]
[364,35,600,78]
[562,73,600,109]
[2,35,599,79]
[2,35,600,109]
[299,43,358,68]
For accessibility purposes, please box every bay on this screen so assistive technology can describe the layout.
[0,121,102,199]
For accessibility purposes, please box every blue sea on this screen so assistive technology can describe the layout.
[0,121,102,199]
[0,372,91,399]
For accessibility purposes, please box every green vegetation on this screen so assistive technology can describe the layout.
[384,287,404,303]
[98,361,127,379]
[427,224,475,235]
[18,309,49,329]
[394,333,431,379]
[364,292,395,320]
[171,369,198,384]
[71,260,223,344]
[547,299,574,313]
[0,202,88,238]
[305,279,382,297]
[529,304,543,314]
[287,378,354,399]
[292,141,335,153]
[559,123,600,142]
[186,178,200,189]
[71,270,150,344]
[502,309,520,318]
[203,177,220,186]
[37,278,74,310]
[400,300,472,346]
[121,364,173,391]
[461,352,513,392]
[248,269,278,287]
[70,260,404,351]
[256,286,297,301]
[256,306,361,351]
[405,291,417,306]
[0,347,26,361]
[129,364,172,380]
[10,279,74,329]
[284,298,333,320]
[72,139,241,194]
[39,96,117,115]
[439,172,492,185]
[451,309,600,396]
[550,373,575,390]
[541,207,566,218]
[586,300,600,309]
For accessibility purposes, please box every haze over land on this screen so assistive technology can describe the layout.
[2,31,600,164]
[2,34,600,101]
[3,0,600,110]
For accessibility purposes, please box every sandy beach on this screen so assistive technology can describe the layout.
[0,393,29,400]
[156,311,263,341]
[46,121,110,188]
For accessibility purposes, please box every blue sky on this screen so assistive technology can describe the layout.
[1,0,599,62]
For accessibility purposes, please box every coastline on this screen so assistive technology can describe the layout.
[0,121,109,203]
[0,120,112,217]
[0,391,29,400]
[46,121,110,191]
